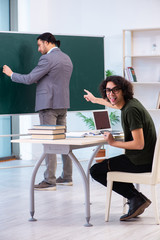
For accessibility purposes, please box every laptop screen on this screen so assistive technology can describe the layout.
[93,110,111,131]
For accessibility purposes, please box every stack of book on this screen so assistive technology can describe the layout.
[125,67,137,82]
[28,125,66,140]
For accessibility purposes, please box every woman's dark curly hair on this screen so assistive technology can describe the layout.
[99,75,134,102]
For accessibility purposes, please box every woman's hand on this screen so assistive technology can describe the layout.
[103,131,115,145]
[84,89,117,108]
[84,89,97,103]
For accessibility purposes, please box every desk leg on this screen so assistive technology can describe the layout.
[29,153,46,222]
[68,151,93,227]
[86,145,102,185]
[86,145,102,209]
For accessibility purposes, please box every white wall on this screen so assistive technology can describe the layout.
[18,0,160,74]
[17,0,160,160]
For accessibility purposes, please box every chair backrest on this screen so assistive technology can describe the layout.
[151,129,160,183]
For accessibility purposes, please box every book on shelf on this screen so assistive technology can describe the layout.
[31,134,66,140]
[125,67,137,82]
[124,69,129,81]
[28,128,65,135]
[32,125,66,130]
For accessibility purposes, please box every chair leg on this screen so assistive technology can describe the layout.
[105,180,113,222]
[151,185,160,225]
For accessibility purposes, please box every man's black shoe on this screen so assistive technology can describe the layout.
[120,193,151,221]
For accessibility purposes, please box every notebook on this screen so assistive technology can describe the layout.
[92,110,122,136]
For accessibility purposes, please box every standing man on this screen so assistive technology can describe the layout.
[84,75,156,221]
[3,32,73,190]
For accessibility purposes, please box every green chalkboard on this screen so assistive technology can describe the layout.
[0,32,105,114]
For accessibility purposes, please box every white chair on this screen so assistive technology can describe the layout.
[105,130,160,224]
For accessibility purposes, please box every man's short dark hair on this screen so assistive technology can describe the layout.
[37,32,60,47]
[99,75,134,102]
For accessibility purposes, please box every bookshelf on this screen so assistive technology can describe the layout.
[123,28,160,133]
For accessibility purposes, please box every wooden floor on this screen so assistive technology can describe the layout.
[1,159,160,240]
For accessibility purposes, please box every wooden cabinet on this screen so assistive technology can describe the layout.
[123,28,160,133]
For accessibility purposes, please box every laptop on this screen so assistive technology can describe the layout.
[92,110,122,136]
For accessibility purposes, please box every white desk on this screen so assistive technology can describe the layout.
[12,136,107,227]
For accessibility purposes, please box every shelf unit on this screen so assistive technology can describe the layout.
[123,28,160,133]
